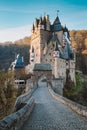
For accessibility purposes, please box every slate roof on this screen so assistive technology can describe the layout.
[67,43,74,59]
[33,63,52,71]
[53,16,61,24]
[63,26,70,40]
[51,33,60,43]
[15,54,24,68]
[53,16,62,31]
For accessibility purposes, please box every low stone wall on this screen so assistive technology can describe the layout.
[0,84,37,129]
[0,98,35,130]
[14,85,37,111]
[49,86,87,119]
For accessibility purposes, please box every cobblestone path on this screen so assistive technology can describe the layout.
[22,83,87,130]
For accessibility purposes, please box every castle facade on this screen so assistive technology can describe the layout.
[26,14,75,83]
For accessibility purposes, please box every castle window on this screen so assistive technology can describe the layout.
[49,53,51,56]
[52,44,55,47]
[50,59,52,62]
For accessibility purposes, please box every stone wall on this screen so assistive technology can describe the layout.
[0,83,37,130]
[57,58,66,82]
[33,70,52,82]
[26,78,33,92]
[49,86,87,119]
[69,60,76,83]
[52,78,64,95]
[14,85,37,111]
[0,98,35,130]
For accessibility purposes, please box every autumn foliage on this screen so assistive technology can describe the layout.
[70,30,87,74]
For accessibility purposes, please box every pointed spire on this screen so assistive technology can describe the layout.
[53,10,62,31]
[32,23,35,30]
[53,16,61,24]
[39,16,42,24]
[57,10,59,16]
[53,10,60,24]
[15,54,24,68]
[64,25,68,32]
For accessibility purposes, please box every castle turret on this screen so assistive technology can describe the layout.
[52,13,63,45]
[53,15,62,31]
[45,15,50,31]
[38,16,45,30]
[32,23,35,33]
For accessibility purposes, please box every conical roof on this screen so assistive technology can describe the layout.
[15,54,24,68]
[63,26,70,40]
[53,16,62,31]
[53,16,61,24]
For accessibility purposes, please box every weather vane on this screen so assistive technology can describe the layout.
[57,10,59,16]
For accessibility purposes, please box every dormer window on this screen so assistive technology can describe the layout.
[54,24,62,31]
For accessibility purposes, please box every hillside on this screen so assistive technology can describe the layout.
[70,30,87,53]
[70,30,87,74]
[0,37,30,70]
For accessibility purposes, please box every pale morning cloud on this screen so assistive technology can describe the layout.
[0,25,32,43]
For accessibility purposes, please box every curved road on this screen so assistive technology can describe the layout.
[22,82,87,130]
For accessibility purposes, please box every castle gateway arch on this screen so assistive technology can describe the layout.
[33,63,52,87]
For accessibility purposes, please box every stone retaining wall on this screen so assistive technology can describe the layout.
[49,86,87,119]
[0,84,37,129]
[52,78,64,95]
[14,85,37,111]
[0,98,35,130]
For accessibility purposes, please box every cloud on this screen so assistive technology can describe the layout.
[0,7,41,14]
[61,9,87,30]
[0,25,32,43]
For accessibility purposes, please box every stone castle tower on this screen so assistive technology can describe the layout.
[26,13,75,83]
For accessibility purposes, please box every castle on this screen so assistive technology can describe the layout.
[26,13,75,83]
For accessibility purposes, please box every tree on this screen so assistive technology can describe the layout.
[0,70,17,119]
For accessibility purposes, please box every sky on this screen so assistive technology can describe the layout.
[0,0,87,42]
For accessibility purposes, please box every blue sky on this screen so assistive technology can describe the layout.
[0,0,87,42]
